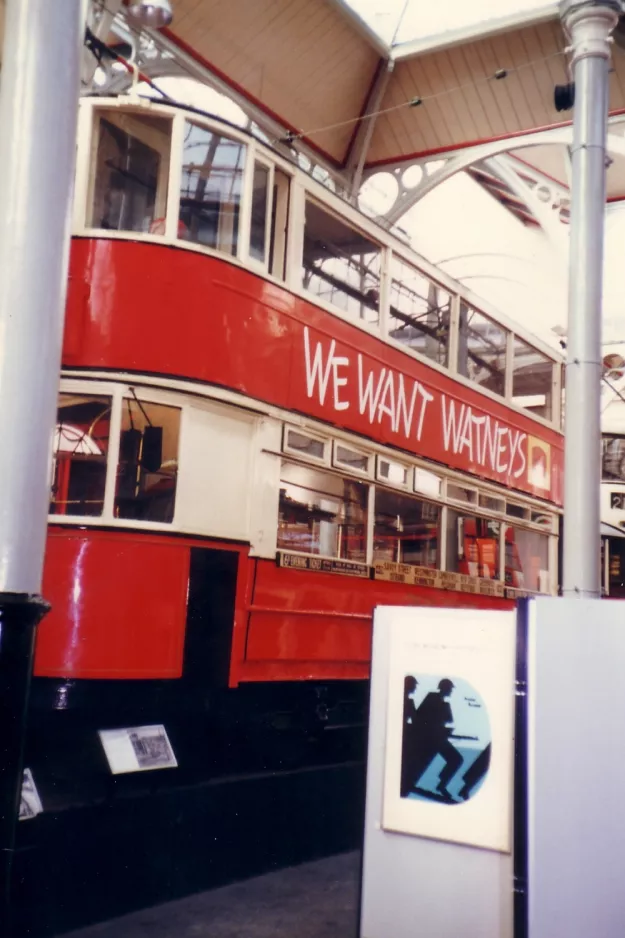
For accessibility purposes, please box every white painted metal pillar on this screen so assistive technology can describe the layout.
[560,0,620,597]
[0,0,83,929]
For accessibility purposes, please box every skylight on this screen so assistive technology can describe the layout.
[345,0,557,48]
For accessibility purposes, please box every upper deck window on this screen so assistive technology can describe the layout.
[458,302,507,398]
[179,122,246,257]
[89,111,171,233]
[389,258,451,368]
[602,435,625,482]
[512,336,553,421]
[302,199,381,325]
[250,161,271,264]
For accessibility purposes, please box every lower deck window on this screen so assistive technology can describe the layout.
[505,526,549,592]
[51,394,112,516]
[278,461,367,562]
[447,510,501,580]
[373,489,440,567]
[114,398,180,523]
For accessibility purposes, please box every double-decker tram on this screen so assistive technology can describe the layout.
[17,94,564,931]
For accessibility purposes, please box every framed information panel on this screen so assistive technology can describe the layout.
[380,606,517,853]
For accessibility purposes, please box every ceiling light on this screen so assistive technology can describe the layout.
[126,0,173,29]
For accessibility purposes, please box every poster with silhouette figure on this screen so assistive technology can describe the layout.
[381,607,516,852]
[400,675,490,805]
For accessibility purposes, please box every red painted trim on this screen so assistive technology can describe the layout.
[64,240,564,503]
[161,28,343,169]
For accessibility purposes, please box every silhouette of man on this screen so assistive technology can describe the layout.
[413,678,463,801]
[400,676,420,797]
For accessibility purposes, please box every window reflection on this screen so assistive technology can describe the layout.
[458,302,507,397]
[389,258,450,367]
[602,435,625,481]
[302,200,380,324]
[277,461,367,561]
[446,510,500,579]
[179,122,246,255]
[512,336,552,420]
[115,398,180,523]
[505,525,549,592]
[89,112,171,233]
[50,394,111,516]
[373,490,440,567]
[250,162,270,263]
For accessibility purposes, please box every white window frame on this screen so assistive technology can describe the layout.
[332,440,373,477]
[282,424,330,465]
[376,454,410,489]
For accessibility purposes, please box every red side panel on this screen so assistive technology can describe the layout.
[36,529,190,679]
[234,558,514,683]
[64,239,564,504]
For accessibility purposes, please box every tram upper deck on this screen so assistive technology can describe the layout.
[64,96,563,501]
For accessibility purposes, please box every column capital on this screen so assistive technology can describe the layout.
[560,0,621,64]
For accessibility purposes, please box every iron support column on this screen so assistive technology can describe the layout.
[559,0,619,597]
[0,0,83,930]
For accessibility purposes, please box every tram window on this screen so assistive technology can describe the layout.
[512,336,553,420]
[333,443,370,475]
[506,502,530,520]
[389,258,450,367]
[377,457,409,487]
[270,169,290,280]
[602,435,625,481]
[50,394,111,517]
[414,468,442,498]
[284,427,328,461]
[302,199,381,325]
[479,493,505,513]
[457,302,507,397]
[446,510,501,580]
[373,489,440,568]
[179,122,246,256]
[114,398,180,524]
[447,482,477,505]
[277,461,367,562]
[89,111,171,233]
[249,162,271,264]
[504,525,549,592]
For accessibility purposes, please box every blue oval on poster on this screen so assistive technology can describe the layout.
[400,674,491,805]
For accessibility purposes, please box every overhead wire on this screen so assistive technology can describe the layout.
[275,48,568,147]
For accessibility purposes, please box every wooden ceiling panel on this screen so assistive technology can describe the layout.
[367,20,570,165]
[160,4,625,171]
[167,0,381,163]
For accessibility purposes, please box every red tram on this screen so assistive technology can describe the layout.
[18,95,563,928]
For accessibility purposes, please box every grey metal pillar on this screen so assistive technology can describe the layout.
[560,0,620,597]
[0,0,83,930]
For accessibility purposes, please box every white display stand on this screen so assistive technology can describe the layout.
[360,598,625,938]
[360,606,517,938]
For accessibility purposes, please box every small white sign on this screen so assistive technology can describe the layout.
[98,725,178,775]
[19,768,43,820]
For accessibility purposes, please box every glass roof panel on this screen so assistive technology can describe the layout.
[345,0,555,48]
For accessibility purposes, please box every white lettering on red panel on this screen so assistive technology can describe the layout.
[303,326,533,485]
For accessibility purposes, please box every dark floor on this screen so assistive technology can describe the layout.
[62,852,361,938]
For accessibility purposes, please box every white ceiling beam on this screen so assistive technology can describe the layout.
[391,3,560,61]
[345,59,394,198]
